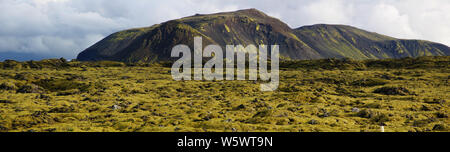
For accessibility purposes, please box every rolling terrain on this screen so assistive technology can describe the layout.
[0,57,448,132]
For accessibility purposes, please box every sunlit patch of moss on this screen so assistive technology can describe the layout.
[288,33,302,43]
[224,24,230,33]
[351,37,357,44]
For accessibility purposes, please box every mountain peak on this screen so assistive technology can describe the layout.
[77,9,450,62]
[235,8,267,16]
[297,24,352,29]
[184,8,269,20]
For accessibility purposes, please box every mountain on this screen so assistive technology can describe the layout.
[295,24,450,59]
[77,8,450,62]
[77,9,319,62]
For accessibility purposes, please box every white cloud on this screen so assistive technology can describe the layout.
[0,0,449,60]
[0,0,123,58]
[301,0,354,25]
[364,3,419,38]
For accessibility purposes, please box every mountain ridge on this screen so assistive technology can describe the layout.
[77,8,450,62]
[294,24,450,59]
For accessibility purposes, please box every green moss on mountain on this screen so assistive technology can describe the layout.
[294,24,450,60]
[77,9,450,63]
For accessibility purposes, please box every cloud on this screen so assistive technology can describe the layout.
[0,0,449,60]
[0,0,122,58]
[364,3,419,38]
[301,0,354,24]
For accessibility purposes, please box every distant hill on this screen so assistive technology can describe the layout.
[0,52,59,62]
[77,8,450,62]
[295,24,450,59]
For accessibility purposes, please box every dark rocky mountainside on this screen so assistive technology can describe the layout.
[77,9,450,62]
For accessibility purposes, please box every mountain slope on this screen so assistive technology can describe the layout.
[77,9,450,62]
[294,24,450,59]
[78,9,320,62]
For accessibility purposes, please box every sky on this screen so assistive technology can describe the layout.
[1,0,449,60]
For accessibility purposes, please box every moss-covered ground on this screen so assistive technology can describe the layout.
[0,57,448,132]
